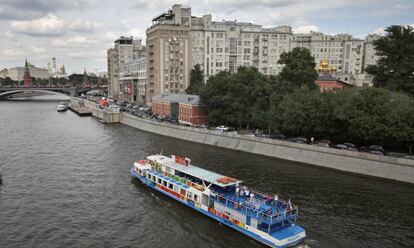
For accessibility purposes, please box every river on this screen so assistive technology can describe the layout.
[0,100,413,248]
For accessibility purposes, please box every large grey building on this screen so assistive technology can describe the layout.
[188,5,381,87]
[191,15,292,80]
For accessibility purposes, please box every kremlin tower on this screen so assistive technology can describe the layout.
[23,59,31,87]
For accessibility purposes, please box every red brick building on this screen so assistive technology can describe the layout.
[152,93,207,126]
[315,75,353,92]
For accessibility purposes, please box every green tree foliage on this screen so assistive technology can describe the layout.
[278,47,318,90]
[341,88,414,147]
[186,64,204,95]
[366,25,414,97]
[275,87,414,150]
[199,67,267,128]
[68,74,84,86]
[0,77,18,86]
[199,46,414,152]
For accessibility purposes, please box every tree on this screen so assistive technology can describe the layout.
[341,88,414,149]
[199,66,267,128]
[186,64,204,95]
[278,47,318,91]
[68,74,84,86]
[366,25,414,97]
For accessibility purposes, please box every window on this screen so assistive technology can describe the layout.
[163,180,167,187]
[158,178,161,184]
[168,183,173,190]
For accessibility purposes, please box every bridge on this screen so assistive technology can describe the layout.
[0,86,108,99]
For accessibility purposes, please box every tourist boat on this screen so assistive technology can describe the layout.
[57,103,69,112]
[131,155,306,247]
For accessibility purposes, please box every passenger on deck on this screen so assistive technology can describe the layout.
[274,194,279,206]
[235,186,240,197]
[250,192,255,202]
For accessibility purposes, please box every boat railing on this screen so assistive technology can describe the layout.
[212,191,298,224]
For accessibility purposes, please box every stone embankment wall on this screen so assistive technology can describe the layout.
[120,113,414,184]
[71,97,119,123]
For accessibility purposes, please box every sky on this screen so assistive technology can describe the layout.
[0,0,413,74]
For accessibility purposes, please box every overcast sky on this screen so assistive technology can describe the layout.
[0,0,413,74]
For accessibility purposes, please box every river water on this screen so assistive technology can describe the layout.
[0,100,413,248]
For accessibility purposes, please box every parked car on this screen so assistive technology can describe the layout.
[216,125,230,132]
[368,145,385,152]
[139,106,150,112]
[288,137,308,144]
[361,145,385,154]
[320,139,331,145]
[333,144,348,150]
[368,150,384,156]
[270,133,287,140]
[315,142,330,147]
[344,142,356,148]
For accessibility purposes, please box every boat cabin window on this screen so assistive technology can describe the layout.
[168,183,173,190]
[187,192,193,200]
[163,180,167,187]
[157,178,161,184]
[194,194,198,202]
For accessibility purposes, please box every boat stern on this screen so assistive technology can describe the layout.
[271,224,306,248]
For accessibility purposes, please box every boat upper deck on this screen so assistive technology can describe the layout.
[147,155,243,187]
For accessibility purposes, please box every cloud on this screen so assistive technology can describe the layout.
[10,14,104,37]
[31,46,47,53]
[205,0,301,12]
[371,4,411,17]
[372,27,386,35]
[69,20,104,33]
[131,0,190,10]
[293,25,319,34]
[2,49,24,57]
[10,14,65,37]
[0,0,97,20]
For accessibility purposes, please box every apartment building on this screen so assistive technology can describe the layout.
[107,36,146,100]
[146,4,192,105]
[191,15,292,79]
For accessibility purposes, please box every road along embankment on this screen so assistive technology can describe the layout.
[120,113,414,184]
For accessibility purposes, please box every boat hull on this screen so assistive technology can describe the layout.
[131,169,306,248]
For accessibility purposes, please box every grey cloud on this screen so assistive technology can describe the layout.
[0,0,97,20]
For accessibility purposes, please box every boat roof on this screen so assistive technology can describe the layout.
[147,155,242,187]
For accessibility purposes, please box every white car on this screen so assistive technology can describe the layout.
[216,125,230,132]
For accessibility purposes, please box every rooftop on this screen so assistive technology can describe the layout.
[147,155,242,187]
[152,93,200,105]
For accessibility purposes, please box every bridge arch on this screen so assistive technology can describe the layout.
[0,89,72,99]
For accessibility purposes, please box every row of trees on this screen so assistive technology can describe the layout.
[190,25,414,152]
[0,74,107,87]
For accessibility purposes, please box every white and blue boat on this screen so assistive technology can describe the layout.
[131,155,306,248]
